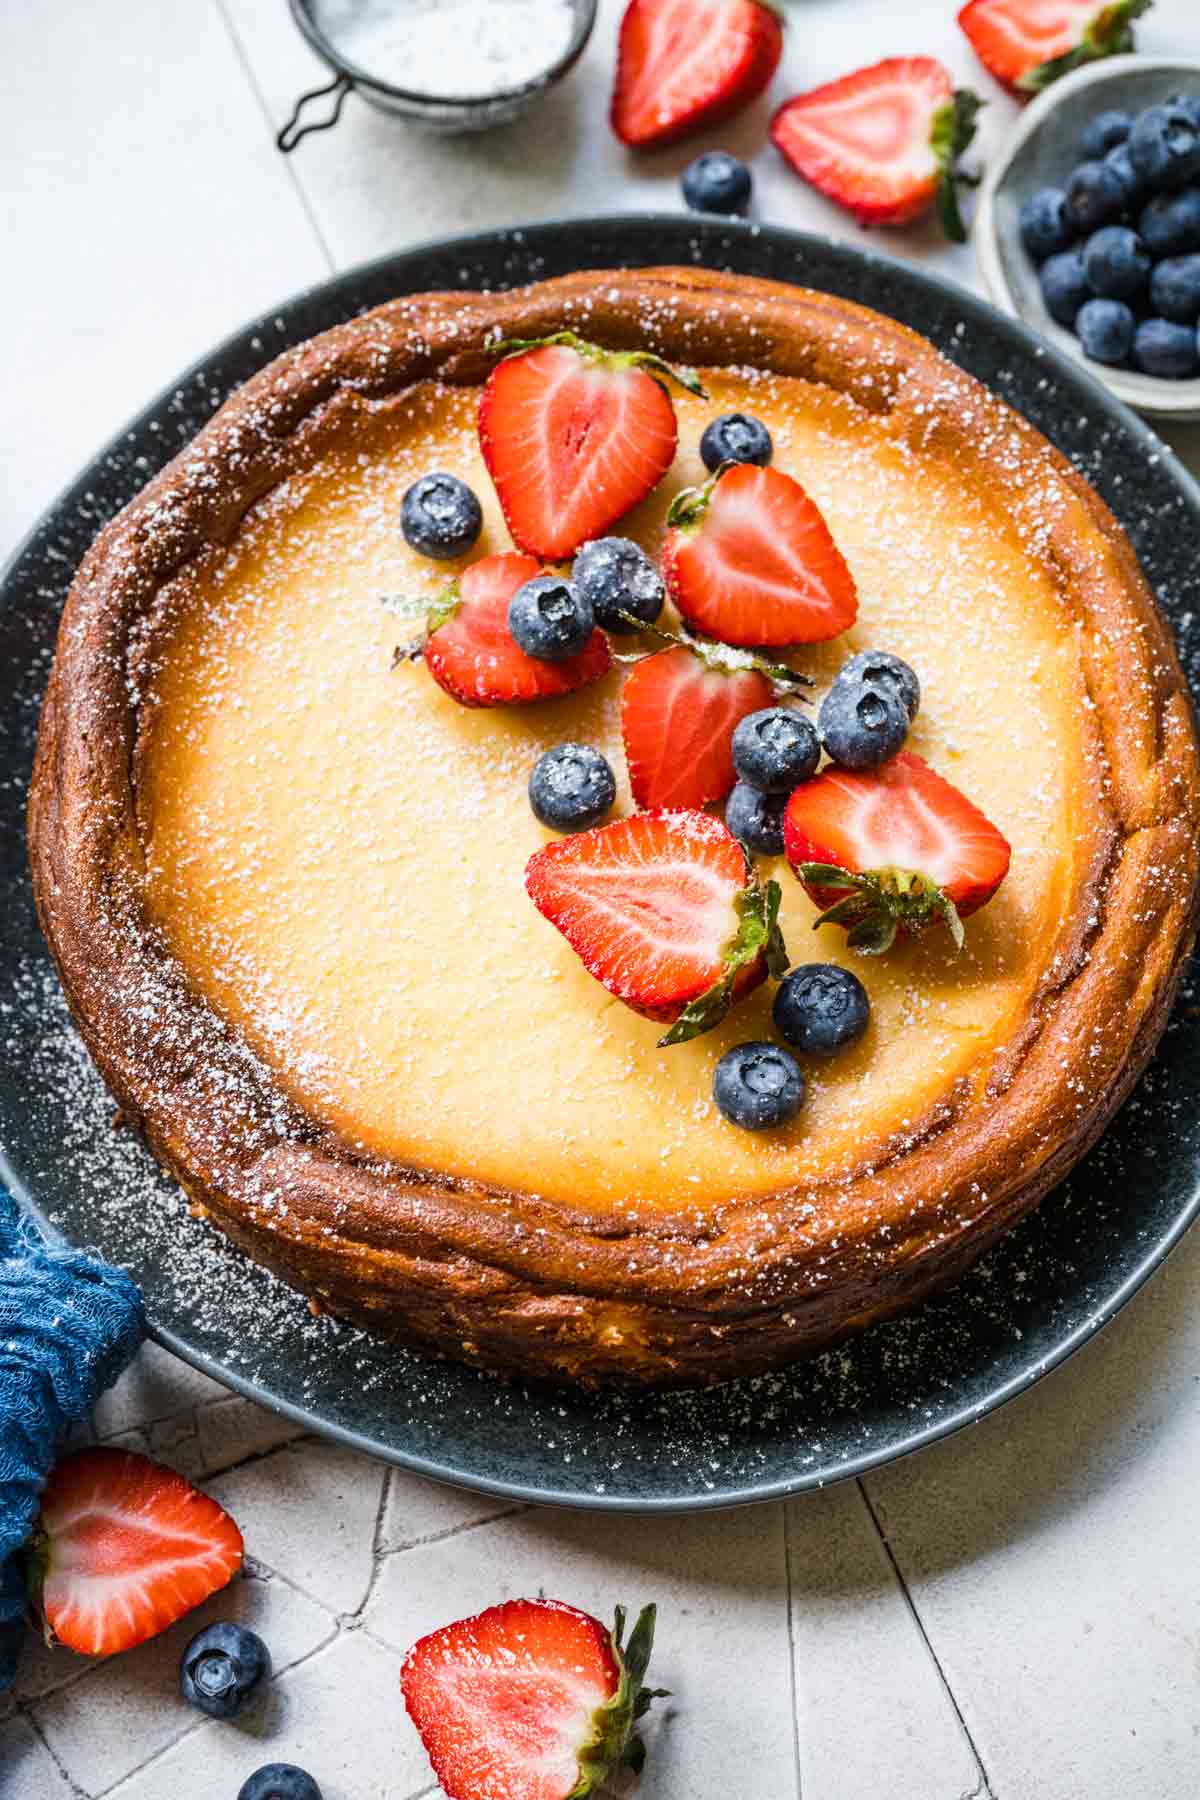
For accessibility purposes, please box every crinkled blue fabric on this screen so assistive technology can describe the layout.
[0,1192,143,1689]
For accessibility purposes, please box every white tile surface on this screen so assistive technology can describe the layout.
[0,0,327,555]
[7,0,1200,1797]
[865,1221,1200,1800]
[787,1487,984,1800]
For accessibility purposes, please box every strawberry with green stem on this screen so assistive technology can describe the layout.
[662,462,859,647]
[784,751,1011,954]
[526,808,789,1045]
[771,58,983,243]
[618,614,810,812]
[385,551,612,707]
[478,332,705,563]
[401,1597,668,1800]
[957,0,1152,96]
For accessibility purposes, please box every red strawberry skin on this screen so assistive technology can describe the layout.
[664,464,858,647]
[612,0,784,150]
[424,552,612,707]
[526,808,766,1021]
[401,1598,619,1800]
[622,645,773,811]
[771,57,952,226]
[958,0,1118,93]
[479,345,677,561]
[37,1448,243,1657]
[784,751,1012,917]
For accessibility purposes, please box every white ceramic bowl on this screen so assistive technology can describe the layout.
[976,55,1200,422]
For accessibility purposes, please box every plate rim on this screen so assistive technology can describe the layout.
[6,211,1200,1511]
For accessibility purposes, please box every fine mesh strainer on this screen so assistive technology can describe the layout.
[278,0,598,146]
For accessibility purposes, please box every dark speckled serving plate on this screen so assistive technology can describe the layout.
[5,217,1200,1510]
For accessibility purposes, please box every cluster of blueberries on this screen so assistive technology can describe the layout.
[710,648,920,1132]
[1022,95,1200,378]
[179,1623,319,1798]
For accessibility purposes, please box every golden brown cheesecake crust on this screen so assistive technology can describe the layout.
[28,267,1200,1385]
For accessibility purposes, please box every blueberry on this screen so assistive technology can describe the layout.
[731,707,820,793]
[507,576,593,662]
[1132,317,1199,379]
[1128,103,1200,193]
[572,537,664,634]
[681,151,753,216]
[1081,225,1150,299]
[1018,188,1074,262]
[1075,297,1135,366]
[400,472,482,561]
[819,681,908,772]
[832,650,920,723]
[699,412,773,471]
[773,963,871,1057]
[712,1042,805,1131]
[1064,160,1127,233]
[1102,142,1143,211]
[1150,254,1200,323]
[180,1623,270,1721]
[1040,249,1090,326]
[529,743,616,833]
[1139,188,1200,257]
[725,782,786,855]
[238,1766,323,1800]
[1079,108,1133,161]
[1176,97,1200,132]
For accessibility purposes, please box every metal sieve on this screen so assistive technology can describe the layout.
[278,0,598,147]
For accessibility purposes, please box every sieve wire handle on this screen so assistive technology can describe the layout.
[276,73,352,153]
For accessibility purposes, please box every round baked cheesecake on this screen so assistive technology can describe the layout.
[29,267,1200,1386]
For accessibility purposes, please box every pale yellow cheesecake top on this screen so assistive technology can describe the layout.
[135,368,1096,1217]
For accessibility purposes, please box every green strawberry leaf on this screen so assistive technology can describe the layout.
[569,1603,663,1800]
[658,872,790,1047]
[931,89,983,244]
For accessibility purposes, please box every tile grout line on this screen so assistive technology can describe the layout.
[856,1480,998,1800]
[781,1504,804,1800]
[211,0,339,276]
[16,1696,92,1799]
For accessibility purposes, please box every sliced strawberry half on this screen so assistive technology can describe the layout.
[611,0,784,150]
[771,58,982,241]
[478,332,703,562]
[784,751,1011,953]
[958,0,1150,95]
[401,1598,665,1800]
[663,463,858,648]
[527,808,788,1043]
[388,552,612,707]
[622,637,809,810]
[32,1448,243,1657]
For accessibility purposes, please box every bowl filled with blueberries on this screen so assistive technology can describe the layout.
[976,55,1200,421]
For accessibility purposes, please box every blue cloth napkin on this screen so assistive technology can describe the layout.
[0,1192,144,1689]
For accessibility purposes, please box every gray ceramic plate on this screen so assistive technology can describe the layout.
[976,54,1200,421]
[4,217,1200,1510]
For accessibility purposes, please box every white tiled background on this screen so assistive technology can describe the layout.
[4,2,1200,1796]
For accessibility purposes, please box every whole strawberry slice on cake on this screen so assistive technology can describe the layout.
[784,751,1011,953]
[526,809,788,1044]
[401,1597,666,1800]
[611,0,784,150]
[31,1448,243,1656]
[478,332,704,562]
[622,635,808,810]
[771,58,982,241]
[662,463,858,647]
[957,0,1150,95]
[387,552,612,707]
